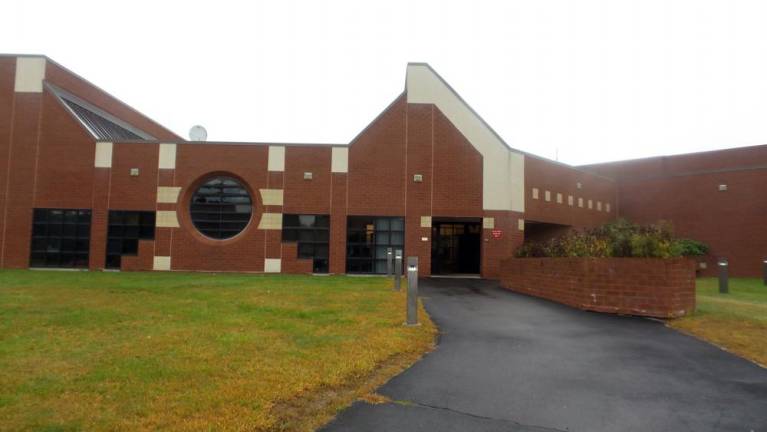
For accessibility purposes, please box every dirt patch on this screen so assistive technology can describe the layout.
[270,343,435,431]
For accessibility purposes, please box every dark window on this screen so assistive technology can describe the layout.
[190,176,252,239]
[105,210,156,269]
[29,209,91,268]
[282,214,330,273]
[346,216,404,274]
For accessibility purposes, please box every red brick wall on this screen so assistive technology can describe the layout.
[432,108,483,216]
[347,95,407,216]
[584,145,767,276]
[405,103,434,276]
[501,257,696,318]
[1,91,44,268]
[0,56,662,279]
[0,57,17,268]
[329,172,347,274]
[121,240,154,271]
[524,156,617,228]
[482,211,524,279]
[281,242,313,274]
[613,170,767,276]
[283,146,332,214]
[171,144,270,272]
[34,90,96,209]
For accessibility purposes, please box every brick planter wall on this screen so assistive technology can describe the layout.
[500,257,696,318]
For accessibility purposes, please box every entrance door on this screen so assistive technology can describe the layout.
[431,219,481,275]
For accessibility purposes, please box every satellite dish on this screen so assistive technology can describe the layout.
[189,125,207,141]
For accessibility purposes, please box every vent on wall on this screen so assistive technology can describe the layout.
[47,83,155,141]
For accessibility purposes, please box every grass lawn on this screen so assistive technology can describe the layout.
[0,270,435,431]
[670,277,767,366]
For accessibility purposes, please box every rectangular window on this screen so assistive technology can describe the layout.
[282,214,330,273]
[30,209,91,268]
[346,216,404,274]
[106,210,156,269]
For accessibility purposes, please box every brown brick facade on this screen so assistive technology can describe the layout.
[1,55,761,278]
[584,145,767,276]
[500,257,696,318]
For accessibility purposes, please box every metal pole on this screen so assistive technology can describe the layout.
[394,249,403,291]
[718,258,729,294]
[386,247,393,277]
[763,259,767,286]
[406,256,419,326]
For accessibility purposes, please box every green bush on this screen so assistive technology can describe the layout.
[670,238,709,257]
[515,219,708,259]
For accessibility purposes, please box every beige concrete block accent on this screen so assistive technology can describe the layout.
[545,190,551,202]
[407,64,524,212]
[259,189,284,206]
[482,217,495,229]
[532,188,539,199]
[257,212,282,230]
[568,195,574,206]
[153,256,171,271]
[588,199,593,209]
[420,216,432,228]
[597,201,602,211]
[606,203,611,213]
[518,219,525,231]
[15,57,46,93]
[331,147,348,173]
[578,198,584,208]
[556,193,563,204]
[268,146,285,172]
[94,142,113,168]
[157,186,182,204]
[156,210,180,228]
[158,143,177,169]
[264,258,281,273]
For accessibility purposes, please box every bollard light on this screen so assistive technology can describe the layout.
[394,249,403,291]
[386,248,393,277]
[718,258,729,294]
[763,259,767,286]
[406,256,419,326]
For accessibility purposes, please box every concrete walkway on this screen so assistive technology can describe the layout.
[321,278,767,432]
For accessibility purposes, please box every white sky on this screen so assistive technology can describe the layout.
[4,0,767,165]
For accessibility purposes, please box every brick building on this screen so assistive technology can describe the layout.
[0,55,763,277]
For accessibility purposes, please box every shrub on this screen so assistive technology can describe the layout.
[670,238,709,257]
[515,219,708,259]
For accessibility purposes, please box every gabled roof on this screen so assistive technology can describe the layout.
[46,83,155,141]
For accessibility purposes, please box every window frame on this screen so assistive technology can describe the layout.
[189,175,253,240]
[282,214,330,273]
[346,216,404,274]
[29,208,91,269]
[106,210,156,269]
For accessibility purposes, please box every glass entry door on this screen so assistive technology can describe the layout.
[431,219,481,275]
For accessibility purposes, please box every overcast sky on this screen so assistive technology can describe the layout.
[4,0,767,165]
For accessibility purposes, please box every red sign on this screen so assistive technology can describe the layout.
[491,229,503,239]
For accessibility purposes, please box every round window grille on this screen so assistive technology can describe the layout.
[189,176,252,239]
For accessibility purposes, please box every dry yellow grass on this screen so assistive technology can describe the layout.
[0,270,436,431]
[669,277,767,367]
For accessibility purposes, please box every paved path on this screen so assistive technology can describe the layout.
[322,278,767,432]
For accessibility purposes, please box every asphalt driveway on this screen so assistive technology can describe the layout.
[322,278,767,432]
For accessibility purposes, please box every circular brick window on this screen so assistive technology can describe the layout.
[189,176,252,239]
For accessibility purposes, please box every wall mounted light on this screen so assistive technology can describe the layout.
[718,184,727,191]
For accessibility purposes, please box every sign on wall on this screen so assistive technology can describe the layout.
[491,229,503,239]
